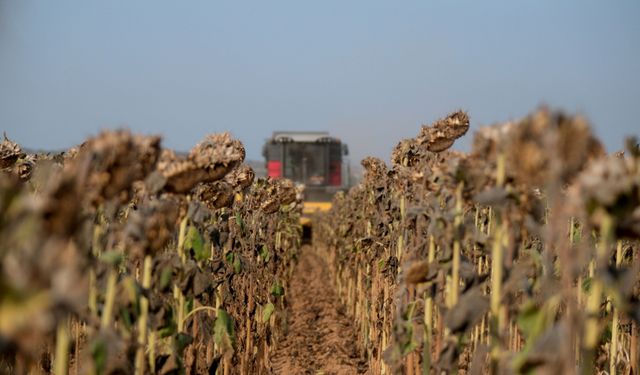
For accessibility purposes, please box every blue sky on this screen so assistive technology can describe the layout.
[1,1,639,163]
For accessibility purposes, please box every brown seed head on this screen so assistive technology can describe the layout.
[505,108,604,187]
[158,133,245,194]
[224,164,255,190]
[75,130,162,206]
[123,198,180,258]
[391,138,421,168]
[0,133,24,169]
[361,157,388,183]
[259,178,297,214]
[417,110,470,153]
[194,180,235,210]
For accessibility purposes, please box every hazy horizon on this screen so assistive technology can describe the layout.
[1,1,639,164]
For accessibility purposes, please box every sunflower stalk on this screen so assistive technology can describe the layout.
[569,217,582,366]
[490,152,506,365]
[176,216,188,333]
[610,240,623,375]
[422,235,436,375]
[583,213,614,373]
[55,319,70,375]
[101,268,118,329]
[450,182,463,307]
[135,255,152,375]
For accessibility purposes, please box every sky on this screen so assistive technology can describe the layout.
[1,1,639,164]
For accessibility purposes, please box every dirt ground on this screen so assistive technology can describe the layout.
[272,247,368,375]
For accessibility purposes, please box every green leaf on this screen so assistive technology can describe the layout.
[100,251,123,267]
[224,252,241,273]
[400,321,418,356]
[517,301,543,341]
[213,309,236,352]
[158,324,175,338]
[403,301,417,321]
[123,277,139,310]
[160,268,173,290]
[582,276,592,294]
[90,338,107,375]
[233,254,241,274]
[271,280,285,297]
[513,296,562,371]
[120,308,133,332]
[262,303,275,323]
[158,309,177,338]
[185,226,207,261]
[175,332,194,352]
[235,213,245,232]
[517,296,560,342]
[260,245,271,263]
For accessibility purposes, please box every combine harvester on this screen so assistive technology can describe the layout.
[263,131,350,239]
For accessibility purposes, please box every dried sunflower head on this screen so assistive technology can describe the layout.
[194,180,235,210]
[123,198,180,259]
[417,110,470,153]
[76,130,162,206]
[553,112,605,181]
[14,155,36,181]
[361,157,388,183]
[63,146,79,161]
[157,157,207,194]
[471,121,514,161]
[570,154,640,237]
[158,133,245,194]
[188,132,245,169]
[157,148,179,167]
[0,133,24,169]
[391,138,421,168]
[39,168,84,238]
[505,108,604,187]
[223,164,255,191]
[259,178,297,214]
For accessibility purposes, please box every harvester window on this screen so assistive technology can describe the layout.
[283,143,327,185]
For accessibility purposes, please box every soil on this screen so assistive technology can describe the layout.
[272,247,368,375]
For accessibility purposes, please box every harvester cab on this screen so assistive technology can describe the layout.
[262,131,349,239]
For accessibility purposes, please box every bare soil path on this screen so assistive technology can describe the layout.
[272,247,368,374]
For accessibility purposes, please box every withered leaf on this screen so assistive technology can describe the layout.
[404,259,437,284]
[444,287,489,334]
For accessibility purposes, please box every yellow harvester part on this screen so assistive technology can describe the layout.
[300,201,332,225]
